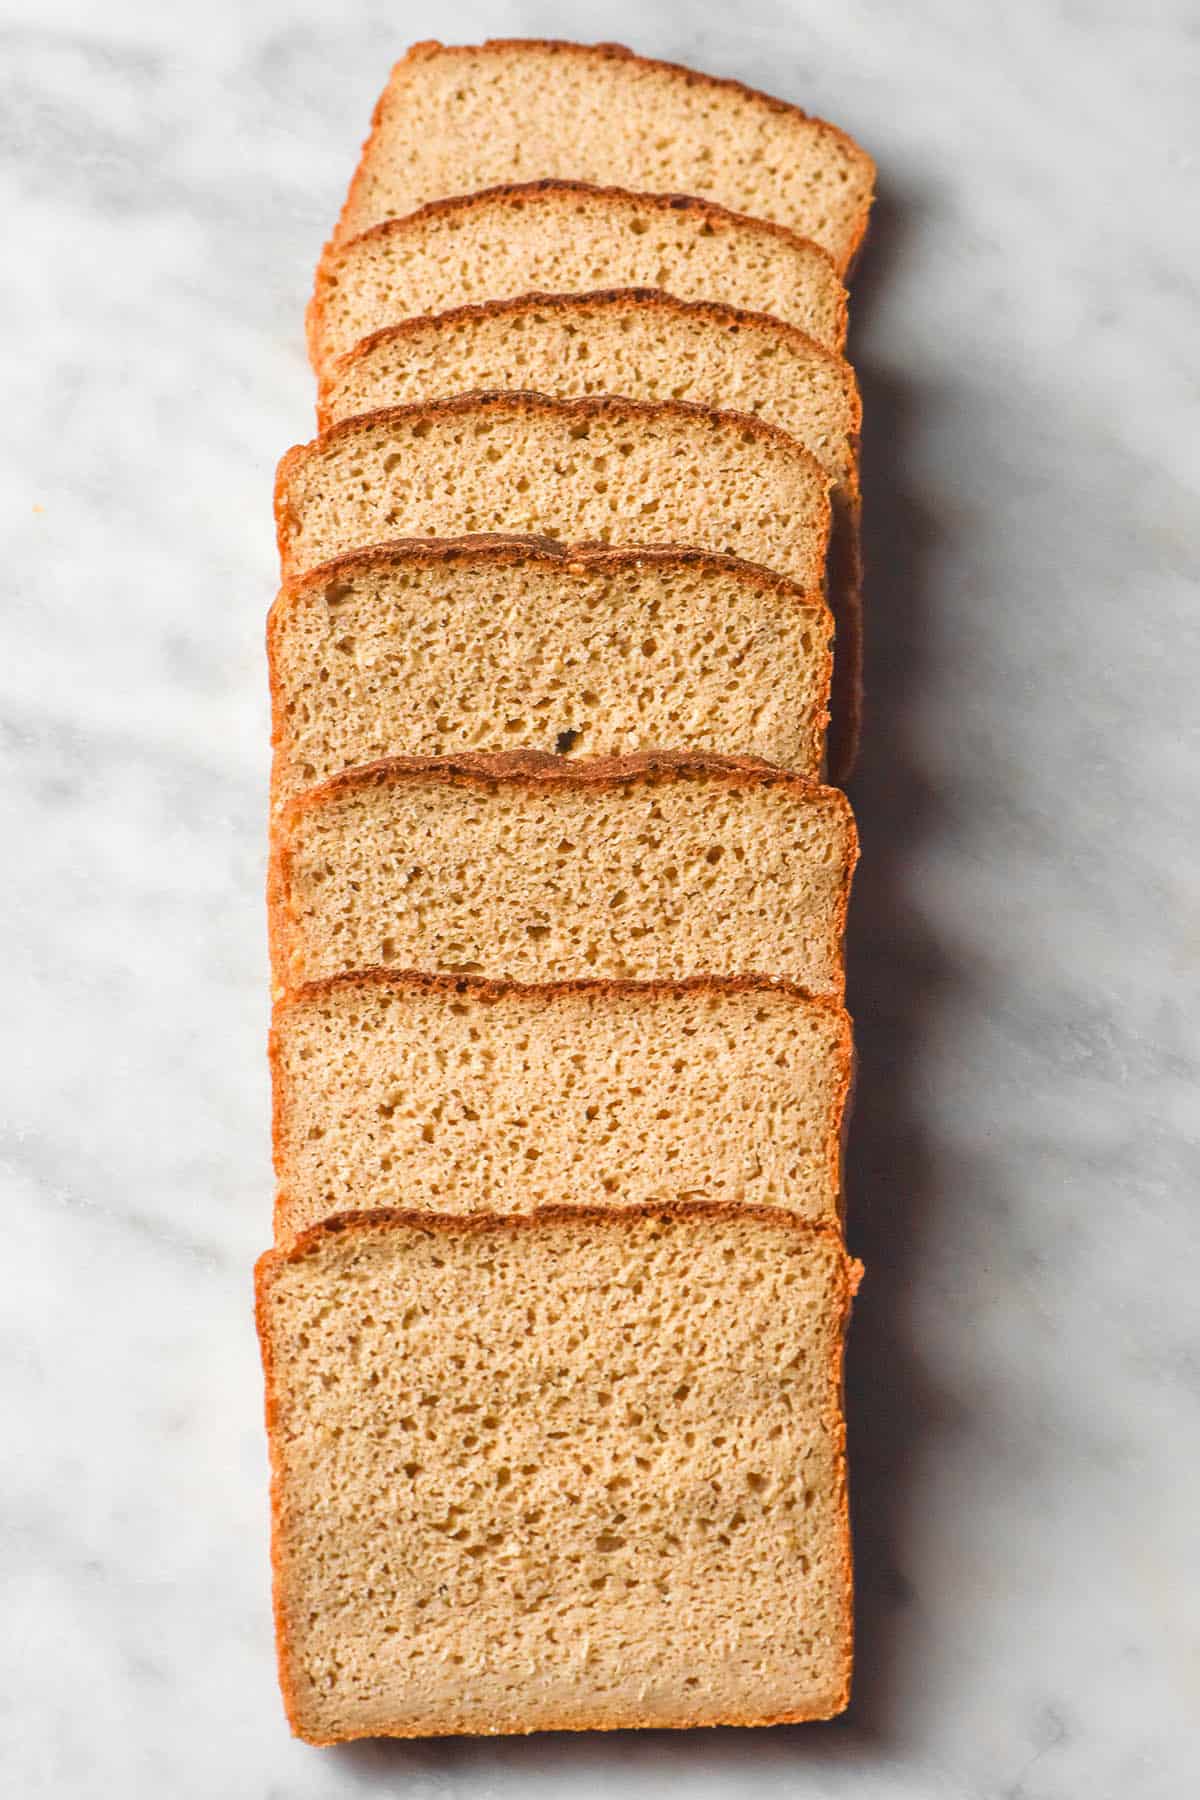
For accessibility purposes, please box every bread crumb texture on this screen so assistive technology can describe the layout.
[332,40,874,269]
[274,394,830,590]
[321,290,858,491]
[272,975,851,1238]
[312,181,848,368]
[270,755,857,992]
[268,542,832,803]
[257,1206,856,1740]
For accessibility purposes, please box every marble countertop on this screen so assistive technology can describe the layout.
[4,0,1198,1793]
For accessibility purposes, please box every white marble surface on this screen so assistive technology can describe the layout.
[3,0,1199,1792]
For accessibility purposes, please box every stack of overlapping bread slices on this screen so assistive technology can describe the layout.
[258,38,874,1745]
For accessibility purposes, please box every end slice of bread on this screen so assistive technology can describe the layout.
[273,392,830,590]
[268,750,858,995]
[256,1203,860,1741]
[330,39,874,271]
[271,972,852,1240]
[310,181,847,372]
[267,538,833,806]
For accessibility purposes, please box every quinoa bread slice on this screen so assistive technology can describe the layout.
[267,750,857,995]
[309,181,847,372]
[271,972,852,1241]
[273,393,831,591]
[267,538,833,806]
[256,1203,860,1741]
[318,290,859,480]
[330,39,874,272]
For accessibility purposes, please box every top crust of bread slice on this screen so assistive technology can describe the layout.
[331,38,874,273]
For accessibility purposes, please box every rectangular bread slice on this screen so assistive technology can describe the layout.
[273,392,830,589]
[330,39,874,271]
[267,539,833,806]
[309,181,847,372]
[319,290,858,481]
[268,751,858,995]
[256,1204,860,1741]
[271,973,851,1241]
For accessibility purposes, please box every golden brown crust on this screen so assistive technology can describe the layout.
[315,285,859,441]
[268,970,855,1243]
[330,38,874,272]
[268,532,831,613]
[308,177,848,369]
[258,1195,858,1275]
[278,965,854,1012]
[284,744,850,810]
[255,1200,861,1741]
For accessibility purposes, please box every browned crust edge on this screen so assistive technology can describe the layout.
[329,37,874,273]
[308,177,849,371]
[255,1200,861,1741]
[286,744,850,807]
[273,388,832,585]
[268,970,854,1246]
[265,750,858,1002]
[278,965,853,1011]
[316,286,860,446]
[264,534,834,809]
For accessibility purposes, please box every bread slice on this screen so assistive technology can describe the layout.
[268,539,833,807]
[318,290,859,478]
[273,392,830,589]
[271,972,851,1241]
[330,39,874,272]
[256,1203,860,1741]
[310,180,847,372]
[268,751,857,995]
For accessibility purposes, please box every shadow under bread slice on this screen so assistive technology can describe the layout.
[267,750,857,995]
[256,1202,861,1742]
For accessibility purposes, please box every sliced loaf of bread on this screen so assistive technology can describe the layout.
[268,751,857,994]
[330,39,874,271]
[256,1204,859,1741]
[273,393,830,588]
[310,181,846,372]
[268,539,833,806]
[271,973,851,1240]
